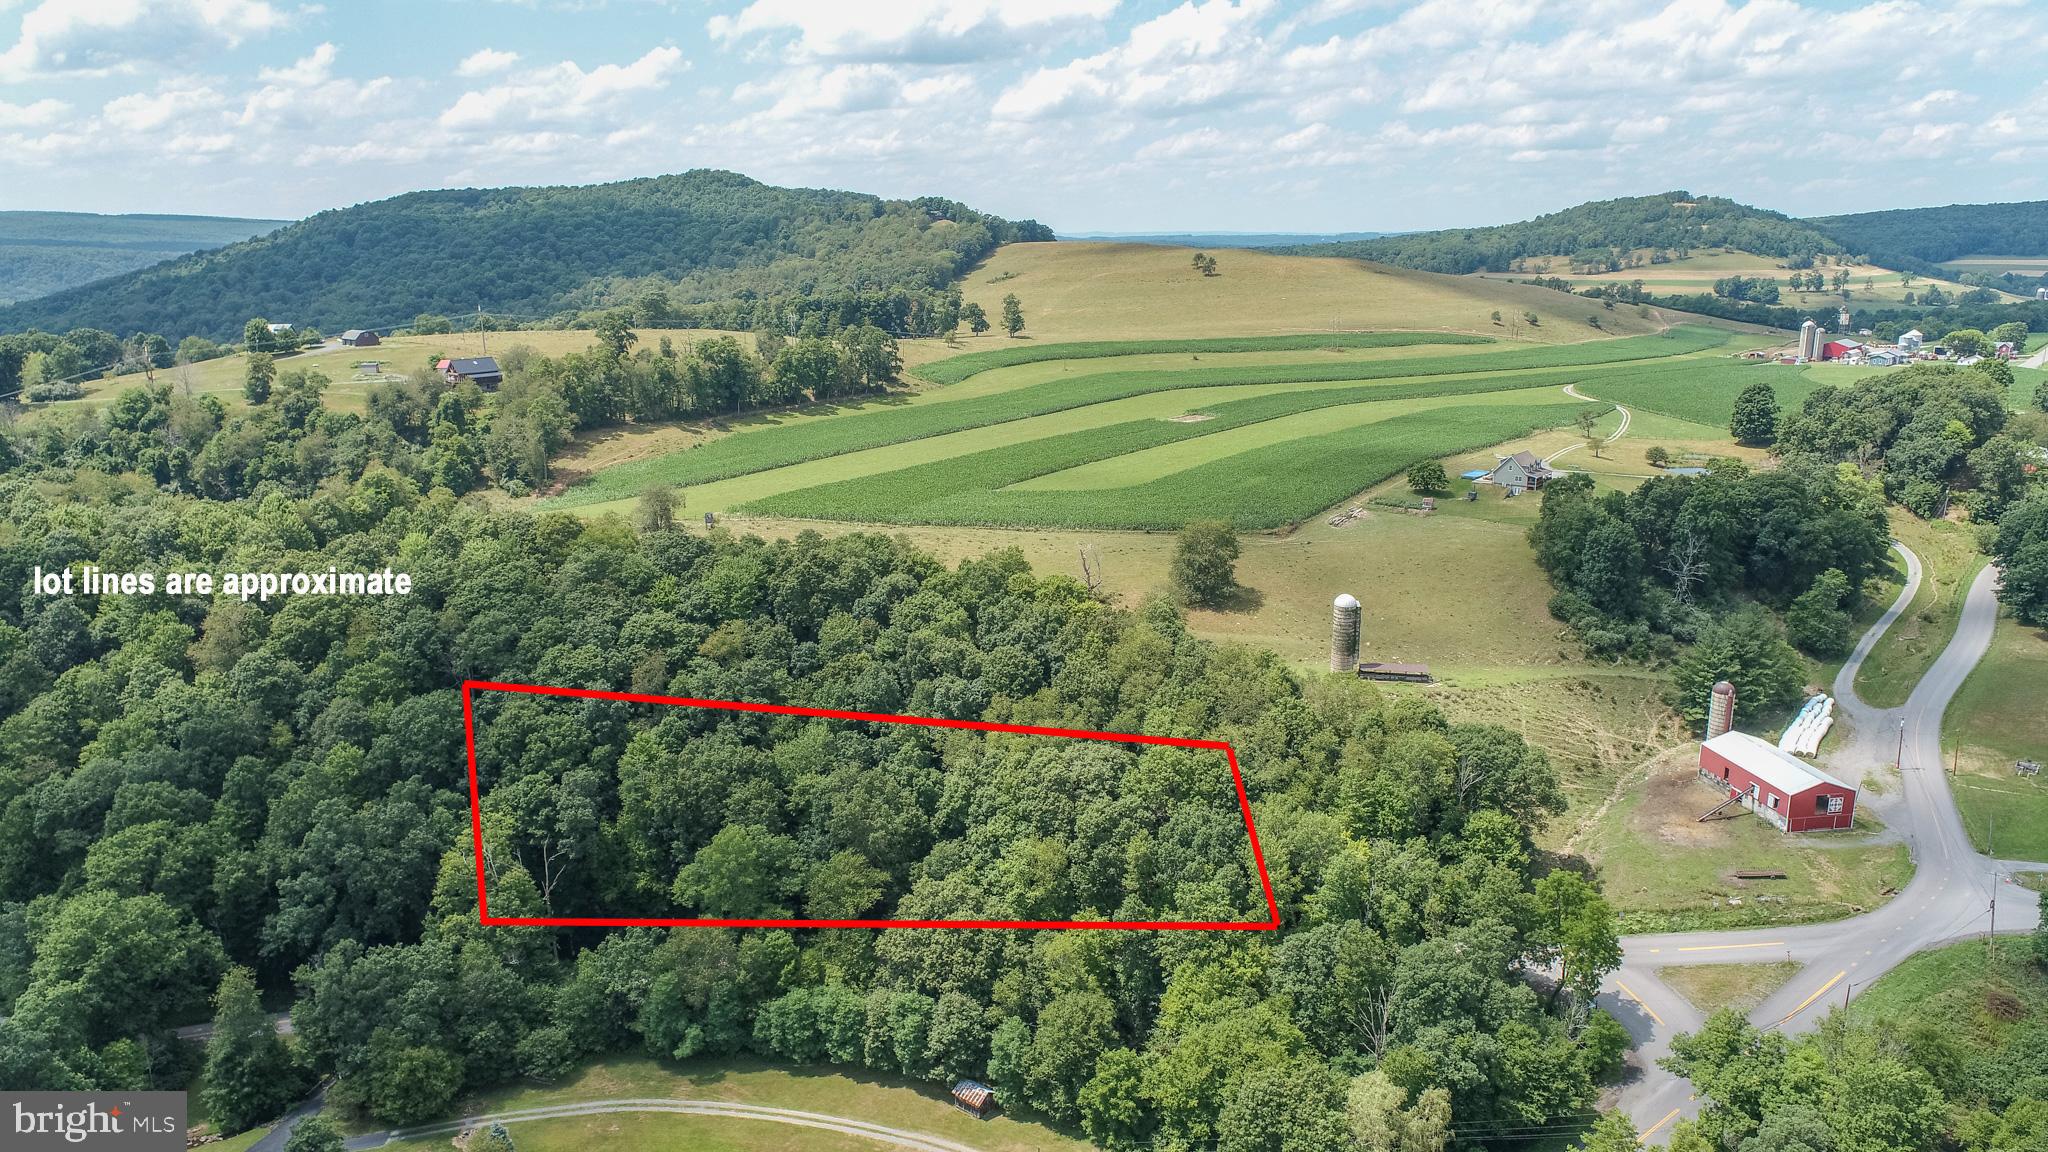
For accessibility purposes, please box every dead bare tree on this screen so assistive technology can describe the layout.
[1659,528,1708,609]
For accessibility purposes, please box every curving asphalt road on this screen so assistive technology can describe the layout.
[341,1098,984,1152]
[1602,546,2041,1142]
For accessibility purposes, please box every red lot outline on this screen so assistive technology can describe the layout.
[462,680,1281,931]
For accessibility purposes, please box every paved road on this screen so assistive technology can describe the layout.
[342,1099,983,1152]
[1603,548,2041,1142]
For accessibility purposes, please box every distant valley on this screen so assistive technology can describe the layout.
[0,210,287,305]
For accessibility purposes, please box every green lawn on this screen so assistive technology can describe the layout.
[1855,512,1986,708]
[365,1056,1088,1152]
[1946,610,2048,861]
[1571,359,1826,427]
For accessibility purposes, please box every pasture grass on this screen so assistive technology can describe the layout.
[1848,940,2048,1046]
[1572,359,1827,427]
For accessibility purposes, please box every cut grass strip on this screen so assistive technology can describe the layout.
[744,395,1584,530]
[912,331,1493,385]
[547,327,1729,508]
[1658,962,1802,1017]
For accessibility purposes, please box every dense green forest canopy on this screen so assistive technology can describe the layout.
[0,455,1627,1148]
[1812,200,2048,270]
[1280,193,1844,274]
[0,171,1051,343]
[0,212,286,307]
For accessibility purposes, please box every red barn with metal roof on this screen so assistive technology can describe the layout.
[1699,731,1857,832]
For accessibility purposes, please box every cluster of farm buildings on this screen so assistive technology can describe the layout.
[1753,316,2023,367]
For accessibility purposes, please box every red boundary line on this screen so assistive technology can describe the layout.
[461,680,1281,931]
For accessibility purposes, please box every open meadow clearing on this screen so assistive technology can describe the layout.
[954,241,1676,342]
[1475,247,2006,304]
[1946,610,2048,862]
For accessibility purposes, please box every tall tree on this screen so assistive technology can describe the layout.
[1001,294,1025,337]
[202,966,303,1134]
[1729,381,1778,445]
[1170,520,1241,607]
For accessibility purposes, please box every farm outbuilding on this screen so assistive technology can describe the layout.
[950,1081,998,1119]
[1699,731,1857,832]
[1820,339,1861,361]
[339,329,380,347]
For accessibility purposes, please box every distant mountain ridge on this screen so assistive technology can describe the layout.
[1278,192,1843,273]
[0,211,287,306]
[1809,200,2048,272]
[0,171,1051,341]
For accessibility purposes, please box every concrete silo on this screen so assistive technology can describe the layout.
[1706,680,1737,739]
[1797,319,1818,362]
[1331,594,1361,673]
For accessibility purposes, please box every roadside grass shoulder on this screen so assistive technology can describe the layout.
[1946,610,2048,861]
[544,327,1729,509]
[912,331,1492,384]
[1848,940,2048,1046]
[1856,513,1985,708]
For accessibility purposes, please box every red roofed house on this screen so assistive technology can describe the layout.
[1699,731,1857,832]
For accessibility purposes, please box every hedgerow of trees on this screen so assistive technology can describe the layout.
[0,458,1629,1147]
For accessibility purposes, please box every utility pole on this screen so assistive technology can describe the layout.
[1895,718,1906,770]
[477,304,488,355]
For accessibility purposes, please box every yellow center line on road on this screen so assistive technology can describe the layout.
[1769,970,1846,1029]
[1613,980,1665,1027]
[1673,941,1785,952]
[1640,1108,1682,1143]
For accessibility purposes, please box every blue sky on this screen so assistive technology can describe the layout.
[2,0,2044,233]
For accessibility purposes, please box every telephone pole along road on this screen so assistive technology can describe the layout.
[1601,550,2041,1143]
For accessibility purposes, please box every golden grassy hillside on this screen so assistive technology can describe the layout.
[955,242,1672,343]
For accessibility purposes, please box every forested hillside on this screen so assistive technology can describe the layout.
[0,211,285,305]
[0,171,1051,343]
[0,460,1626,1146]
[1813,200,2048,269]
[1282,192,1843,274]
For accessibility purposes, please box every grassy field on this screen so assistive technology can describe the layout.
[1576,747,1913,933]
[957,241,1674,343]
[1476,248,2012,304]
[1946,609,2048,861]
[1855,512,1986,708]
[1658,962,1802,1017]
[369,1055,1089,1152]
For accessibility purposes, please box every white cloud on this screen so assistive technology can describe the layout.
[0,96,67,129]
[994,0,1277,121]
[0,0,285,82]
[458,48,521,78]
[440,46,686,131]
[710,0,1118,62]
[103,86,227,133]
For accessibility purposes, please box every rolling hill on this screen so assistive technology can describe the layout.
[949,241,1671,342]
[1810,200,2048,272]
[0,170,1051,342]
[1281,192,1843,274]
[0,211,286,306]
